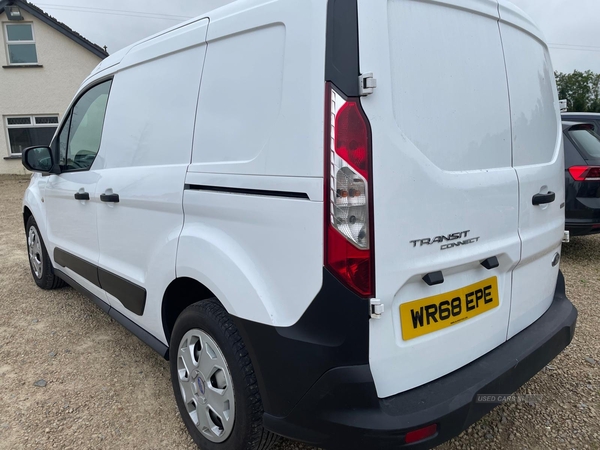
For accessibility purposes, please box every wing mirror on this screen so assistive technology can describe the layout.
[21,146,60,174]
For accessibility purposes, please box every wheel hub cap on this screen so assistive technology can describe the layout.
[177,328,235,443]
[27,226,43,279]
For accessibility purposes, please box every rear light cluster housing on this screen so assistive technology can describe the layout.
[568,166,600,181]
[324,83,375,298]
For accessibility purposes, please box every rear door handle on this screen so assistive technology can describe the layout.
[74,192,90,201]
[532,191,555,206]
[100,193,120,203]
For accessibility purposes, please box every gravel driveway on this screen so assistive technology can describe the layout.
[0,174,598,450]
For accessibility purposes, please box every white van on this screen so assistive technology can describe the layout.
[21,0,577,448]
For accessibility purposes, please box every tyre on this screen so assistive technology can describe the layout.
[169,299,279,450]
[25,215,66,290]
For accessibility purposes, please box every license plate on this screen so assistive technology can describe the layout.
[400,277,499,341]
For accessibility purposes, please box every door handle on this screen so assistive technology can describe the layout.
[100,193,120,203]
[532,191,556,206]
[74,192,90,201]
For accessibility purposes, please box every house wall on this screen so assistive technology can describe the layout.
[0,9,103,174]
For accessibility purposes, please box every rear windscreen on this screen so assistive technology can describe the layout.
[568,128,600,159]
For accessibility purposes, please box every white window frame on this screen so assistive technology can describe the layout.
[4,22,38,66]
[5,114,59,156]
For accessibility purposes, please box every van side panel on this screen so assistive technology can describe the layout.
[189,0,327,178]
[192,24,286,168]
[178,173,324,326]
[94,19,209,343]
[178,0,328,327]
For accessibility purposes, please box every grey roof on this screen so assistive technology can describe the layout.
[0,0,108,59]
[562,112,600,117]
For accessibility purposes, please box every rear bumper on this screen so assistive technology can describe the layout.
[566,218,600,236]
[258,272,577,450]
[565,191,600,236]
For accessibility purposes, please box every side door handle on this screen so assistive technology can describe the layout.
[100,193,120,203]
[74,192,90,201]
[532,191,556,206]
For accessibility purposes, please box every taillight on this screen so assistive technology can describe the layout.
[569,166,600,181]
[325,83,374,298]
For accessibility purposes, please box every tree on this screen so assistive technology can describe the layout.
[555,70,600,112]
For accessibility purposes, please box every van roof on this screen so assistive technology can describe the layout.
[85,0,249,82]
[85,0,546,84]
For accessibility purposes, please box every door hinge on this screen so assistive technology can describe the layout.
[359,72,377,96]
[370,298,384,319]
[563,230,570,243]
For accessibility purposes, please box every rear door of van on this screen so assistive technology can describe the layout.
[357,0,521,398]
[497,1,564,339]
[358,0,564,399]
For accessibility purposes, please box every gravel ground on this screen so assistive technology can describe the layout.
[0,174,598,450]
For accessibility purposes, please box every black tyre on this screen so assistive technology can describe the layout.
[25,216,66,290]
[169,299,279,450]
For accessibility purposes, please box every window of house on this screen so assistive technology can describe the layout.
[4,23,38,65]
[5,115,59,155]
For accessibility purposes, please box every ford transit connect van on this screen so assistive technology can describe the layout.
[21,1,577,449]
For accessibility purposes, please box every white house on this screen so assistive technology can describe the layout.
[0,0,107,174]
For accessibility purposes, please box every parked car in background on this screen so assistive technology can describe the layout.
[563,121,600,236]
[562,112,600,133]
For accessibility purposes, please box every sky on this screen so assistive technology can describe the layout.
[27,0,600,74]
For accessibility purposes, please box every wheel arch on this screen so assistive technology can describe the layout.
[22,182,48,242]
[161,277,218,345]
[23,205,33,231]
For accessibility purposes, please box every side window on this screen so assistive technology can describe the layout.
[61,80,112,171]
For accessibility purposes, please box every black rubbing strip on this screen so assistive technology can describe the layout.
[185,184,310,200]
[54,248,147,316]
[54,268,167,358]
[98,268,147,316]
[54,268,110,313]
[54,247,101,287]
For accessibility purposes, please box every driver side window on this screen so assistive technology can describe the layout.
[58,80,112,171]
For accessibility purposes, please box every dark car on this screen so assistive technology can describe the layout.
[563,120,600,236]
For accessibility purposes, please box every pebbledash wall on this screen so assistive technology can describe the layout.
[0,9,104,174]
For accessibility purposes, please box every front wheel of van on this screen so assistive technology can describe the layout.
[169,299,279,450]
[25,216,65,290]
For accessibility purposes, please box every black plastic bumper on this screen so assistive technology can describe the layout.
[566,220,600,237]
[238,271,577,450]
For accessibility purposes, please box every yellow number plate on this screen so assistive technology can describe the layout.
[400,277,499,341]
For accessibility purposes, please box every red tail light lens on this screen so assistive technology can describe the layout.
[325,83,374,298]
[405,424,438,444]
[335,101,369,179]
[569,166,600,181]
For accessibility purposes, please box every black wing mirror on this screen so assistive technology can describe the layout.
[21,146,59,174]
